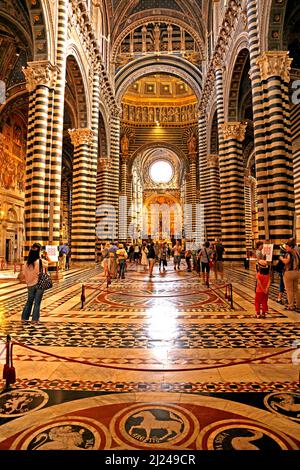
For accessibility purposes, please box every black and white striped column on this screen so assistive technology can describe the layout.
[50,0,68,247]
[255,52,294,244]
[69,128,96,263]
[23,61,58,252]
[246,0,294,245]
[220,122,247,260]
[206,154,221,242]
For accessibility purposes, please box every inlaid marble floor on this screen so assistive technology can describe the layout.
[0,263,299,450]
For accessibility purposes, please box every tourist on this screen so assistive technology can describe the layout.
[154,241,160,262]
[199,241,213,287]
[101,242,111,279]
[58,242,69,271]
[134,243,141,263]
[158,243,168,272]
[65,246,71,270]
[108,242,118,278]
[172,240,182,271]
[255,241,265,272]
[147,242,156,278]
[128,244,135,263]
[21,246,51,324]
[280,239,300,311]
[274,244,286,304]
[185,248,192,272]
[141,243,148,271]
[214,239,225,282]
[116,243,128,279]
[254,259,270,318]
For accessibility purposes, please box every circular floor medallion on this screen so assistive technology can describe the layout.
[0,389,49,417]
[264,392,300,422]
[196,419,298,450]
[110,403,199,449]
[11,417,110,450]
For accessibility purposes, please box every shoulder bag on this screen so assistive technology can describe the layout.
[37,259,53,290]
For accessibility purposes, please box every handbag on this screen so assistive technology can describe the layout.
[37,259,52,290]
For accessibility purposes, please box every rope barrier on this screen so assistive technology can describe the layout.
[9,339,296,373]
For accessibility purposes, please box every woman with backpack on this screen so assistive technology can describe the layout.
[274,244,287,304]
[21,246,51,324]
[280,239,300,311]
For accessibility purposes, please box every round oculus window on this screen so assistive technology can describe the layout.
[149,160,173,184]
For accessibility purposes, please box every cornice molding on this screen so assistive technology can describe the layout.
[199,0,242,114]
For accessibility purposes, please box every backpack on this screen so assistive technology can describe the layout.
[289,249,300,271]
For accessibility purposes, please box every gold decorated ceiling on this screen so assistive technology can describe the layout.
[123,74,197,105]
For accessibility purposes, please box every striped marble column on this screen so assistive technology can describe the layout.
[244,172,253,251]
[108,109,121,240]
[119,153,129,242]
[246,0,295,245]
[95,107,120,242]
[220,122,247,260]
[50,0,68,247]
[89,62,101,253]
[23,61,57,252]
[96,158,115,242]
[188,151,197,233]
[206,154,221,242]
[255,52,294,244]
[198,114,210,241]
[69,128,96,263]
[184,166,191,238]
[215,62,236,257]
[23,76,36,251]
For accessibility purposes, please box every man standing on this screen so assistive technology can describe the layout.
[59,243,69,271]
[172,240,182,271]
[214,239,225,282]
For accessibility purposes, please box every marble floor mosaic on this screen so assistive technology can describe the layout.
[0,262,299,450]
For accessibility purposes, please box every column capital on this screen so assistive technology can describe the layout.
[207,154,219,168]
[221,122,247,141]
[256,51,292,82]
[188,153,197,164]
[213,55,224,72]
[22,60,58,92]
[120,154,129,163]
[68,128,94,147]
[110,105,122,118]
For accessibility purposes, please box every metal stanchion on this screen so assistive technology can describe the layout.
[2,335,16,391]
[230,284,234,309]
[81,284,86,309]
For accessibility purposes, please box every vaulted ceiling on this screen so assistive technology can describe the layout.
[110,0,205,43]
